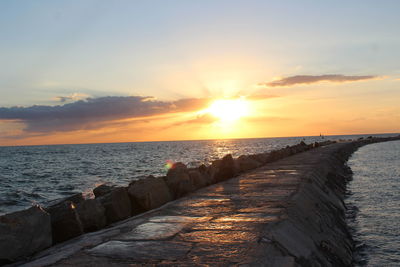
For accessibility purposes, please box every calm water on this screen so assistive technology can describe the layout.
[0,134,395,215]
[347,140,400,266]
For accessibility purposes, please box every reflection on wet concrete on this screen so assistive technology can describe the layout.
[88,240,192,260]
[179,230,258,243]
[81,165,296,264]
[149,215,210,223]
[116,222,186,240]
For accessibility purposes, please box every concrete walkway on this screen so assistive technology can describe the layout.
[20,143,350,266]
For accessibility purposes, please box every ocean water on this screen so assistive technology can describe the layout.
[0,133,395,215]
[346,140,400,266]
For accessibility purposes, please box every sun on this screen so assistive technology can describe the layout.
[207,98,249,122]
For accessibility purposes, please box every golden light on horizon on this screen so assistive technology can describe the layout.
[207,98,250,123]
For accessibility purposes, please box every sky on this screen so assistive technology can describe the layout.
[0,0,399,146]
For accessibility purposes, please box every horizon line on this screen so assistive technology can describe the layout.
[1,132,399,148]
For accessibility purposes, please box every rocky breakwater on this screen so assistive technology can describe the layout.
[1,135,399,265]
[0,140,323,264]
[254,135,400,266]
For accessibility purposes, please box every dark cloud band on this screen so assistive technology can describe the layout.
[0,96,211,133]
[260,74,377,87]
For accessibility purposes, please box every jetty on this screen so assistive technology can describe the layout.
[2,136,400,266]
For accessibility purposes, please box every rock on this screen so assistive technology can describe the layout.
[164,162,196,199]
[45,200,84,243]
[283,146,294,156]
[127,176,173,214]
[289,142,309,154]
[268,150,283,161]
[250,153,270,164]
[76,199,107,232]
[205,164,219,185]
[214,154,237,182]
[45,192,84,207]
[97,187,132,224]
[0,206,52,262]
[211,159,222,169]
[315,141,331,147]
[197,164,214,185]
[275,149,287,159]
[288,146,297,154]
[188,169,209,189]
[236,155,262,172]
[93,183,118,198]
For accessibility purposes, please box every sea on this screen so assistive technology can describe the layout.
[346,139,400,266]
[1,133,399,265]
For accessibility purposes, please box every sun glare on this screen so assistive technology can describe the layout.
[208,98,249,122]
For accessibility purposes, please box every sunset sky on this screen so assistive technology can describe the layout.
[1,0,399,146]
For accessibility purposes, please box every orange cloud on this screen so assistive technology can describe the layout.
[244,94,279,100]
[0,96,212,134]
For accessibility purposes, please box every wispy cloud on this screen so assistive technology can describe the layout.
[244,94,279,100]
[53,93,90,103]
[171,114,218,127]
[0,96,212,133]
[244,116,293,123]
[259,74,377,87]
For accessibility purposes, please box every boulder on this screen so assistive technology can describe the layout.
[266,150,282,162]
[236,155,262,172]
[93,183,117,198]
[76,199,107,232]
[127,176,173,214]
[199,164,215,185]
[0,206,52,262]
[97,187,132,224]
[196,164,214,185]
[286,146,298,155]
[211,159,222,169]
[318,140,335,147]
[288,146,297,154]
[252,153,270,164]
[262,152,274,163]
[188,169,209,189]
[214,154,237,182]
[289,142,309,154]
[45,200,84,243]
[164,162,196,199]
[206,164,219,184]
[280,147,292,157]
[45,192,84,207]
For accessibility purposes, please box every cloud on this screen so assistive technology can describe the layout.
[244,94,279,100]
[259,74,377,87]
[244,116,293,123]
[172,114,218,127]
[0,96,212,133]
[53,93,90,103]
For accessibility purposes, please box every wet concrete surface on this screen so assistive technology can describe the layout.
[19,143,354,266]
